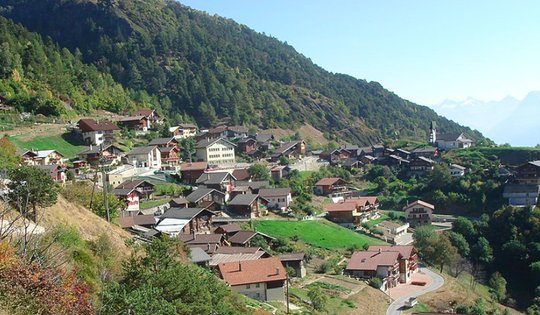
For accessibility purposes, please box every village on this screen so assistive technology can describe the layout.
[5,108,538,314]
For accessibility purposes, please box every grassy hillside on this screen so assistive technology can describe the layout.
[10,133,86,158]
[0,0,483,144]
[254,219,384,249]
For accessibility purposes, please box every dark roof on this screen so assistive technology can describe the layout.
[158,146,178,153]
[232,169,251,181]
[169,197,189,206]
[273,141,302,155]
[188,243,220,255]
[504,184,540,194]
[412,146,437,153]
[79,144,124,155]
[343,159,362,167]
[132,109,156,117]
[116,179,154,190]
[255,134,274,143]
[159,207,214,220]
[196,172,234,185]
[396,148,411,155]
[112,188,138,196]
[228,194,259,206]
[259,188,291,197]
[279,253,305,262]
[237,137,256,144]
[179,233,223,245]
[117,215,156,228]
[178,123,197,129]
[234,181,269,190]
[190,247,212,263]
[228,125,249,133]
[127,146,157,155]
[186,188,224,203]
[215,223,242,234]
[78,118,119,132]
[148,137,177,146]
[437,133,463,141]
[228,231,258,245]
[196,137,236,149]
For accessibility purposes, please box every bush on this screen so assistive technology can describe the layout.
[368,277,383,289]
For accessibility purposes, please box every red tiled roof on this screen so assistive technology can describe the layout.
[367,245,416,260]
[218,257,286,286]
[346,251,401,271]
[403,200,435,211]
[315,177,345,186]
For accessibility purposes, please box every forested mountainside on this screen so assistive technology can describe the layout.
[0,0,482,144]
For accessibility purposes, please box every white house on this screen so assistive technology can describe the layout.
[170,123,198,139]
[126,146,162,169]
[196,138,236,166]
[435,133,473,150]
[259,188,292,210]
[449,164,466,177]
[77,118,119,146]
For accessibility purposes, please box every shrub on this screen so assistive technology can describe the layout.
[368,277,383,289]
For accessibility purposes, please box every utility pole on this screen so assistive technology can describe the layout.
[286,275,290,314]
[100,144,110,222]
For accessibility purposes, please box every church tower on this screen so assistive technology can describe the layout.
[429,121,437,144]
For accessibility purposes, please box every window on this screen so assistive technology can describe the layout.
[246,284,251,289]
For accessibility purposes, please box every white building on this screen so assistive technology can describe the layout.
[170,123,198,139]
[126,146,162,169]
[77,118,119,146]
[450,164,466,177]
[259,188,292,210]
[196,138,236,166]
[435,133,473,150]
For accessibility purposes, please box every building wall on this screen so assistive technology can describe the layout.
[264,194,292,209]
[405,206,433,226]
[196,141,235,166]
[231,283,266,301]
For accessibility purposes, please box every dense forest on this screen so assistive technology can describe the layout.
[0,0,482,144]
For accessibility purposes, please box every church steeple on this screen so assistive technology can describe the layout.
[429,121,437,144]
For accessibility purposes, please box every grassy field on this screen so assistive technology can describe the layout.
[10,133,86,158]
[299,170,315,180]
[254,219,385,249]
[139,198,171,210]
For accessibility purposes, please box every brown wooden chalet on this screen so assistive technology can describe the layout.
[270,140,306,162]
[516,161,540,185]
[115,179,155,200]
[78,144,124,166]
[185,188,225,211]
[156,207,215,236]
[179,162,208,184]
[227,194,268,218]
[314,177,348,195]
[237,137,257,154]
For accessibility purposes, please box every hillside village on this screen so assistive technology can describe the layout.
[1,106,537,314]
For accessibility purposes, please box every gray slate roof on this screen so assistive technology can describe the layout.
[196,172,234,185]
[228,194,259,206]
[159,207,213,220]
[186,188,223,203]
[234,181,269,190]
[148,137,177,146]
[127,146,157,155]
[259,188,291,198]
[190,247,212,263]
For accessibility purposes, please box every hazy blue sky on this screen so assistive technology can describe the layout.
[180,1,540,106]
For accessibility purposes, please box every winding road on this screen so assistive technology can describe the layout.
[386,268,444,315]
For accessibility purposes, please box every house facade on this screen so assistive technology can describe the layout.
[450,164,466,177]
[170,123,197,139]
[503,184,540,206]
[180,162,208,184]
[218,257,287,302]
[259,188,292,210]
[344,250,401,291]
[77,118,119,146]
[314,177,348,196]
[126,146,162,169]
[368,245,418,283]
[435,133,473,150]
[196,138,236,166]
[516,161,540,185]
[403,200,435,227]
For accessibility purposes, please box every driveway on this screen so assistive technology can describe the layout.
[386,267,444,315]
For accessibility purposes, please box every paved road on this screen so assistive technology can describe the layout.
[386,268,444,315]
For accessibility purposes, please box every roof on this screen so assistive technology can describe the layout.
[524,161,540,169]
[215,223,242,234]
[396,148,411,155]
[148,137,177,146]
[132,109,156,117]
[112,188,138,196]
[179,233,223,245]
[116,179,154,190]
[259,188,291,198]
[158,146,178,153]
[180,162,208,171]
[368,245,416,259]
[504,184,540,194]
[273,141,302,155]
[35,150,64,158]
[178,123,197,129]
[437,133,463,141]
[228,125,249,133]
[190,247,212,263]
[416,156,436,164]
[196,137,236,149]
[232,169,251,181]
[412,147,437,153]
[324,202,357,212]
[255,134,274,143]
[127,146,157,155]
[119,116,146,122]
[79,144,123,155]
[185,188,224,203]
[403,200,435,211]
[234,181,269,190]
[450,164,466,170]
[346,251,401,271]
[196,172,233,185]
[228,194,259,206]
[170,197,189,206]
[218,257,287,286]
[228,230,259,244]
[315,177,346,186]
[278,253,305,262]
[215,247,262,254]
[159,207,214,220]
[188,243,220,255]
[117,215,156,228]
[211,251,266,266]
[345,196,379,207]
[78,118,119,132]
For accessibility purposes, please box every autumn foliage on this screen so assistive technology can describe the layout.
[0,242,94,315]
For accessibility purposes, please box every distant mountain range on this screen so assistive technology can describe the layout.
[432,91,540,146]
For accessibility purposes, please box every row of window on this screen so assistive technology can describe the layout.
[246,283,261,289]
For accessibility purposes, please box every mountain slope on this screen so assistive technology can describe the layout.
[0,0,483,144]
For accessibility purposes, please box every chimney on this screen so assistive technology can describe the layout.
[378,248,382,253]
[238,262,242,272]
[276,268,280,275]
